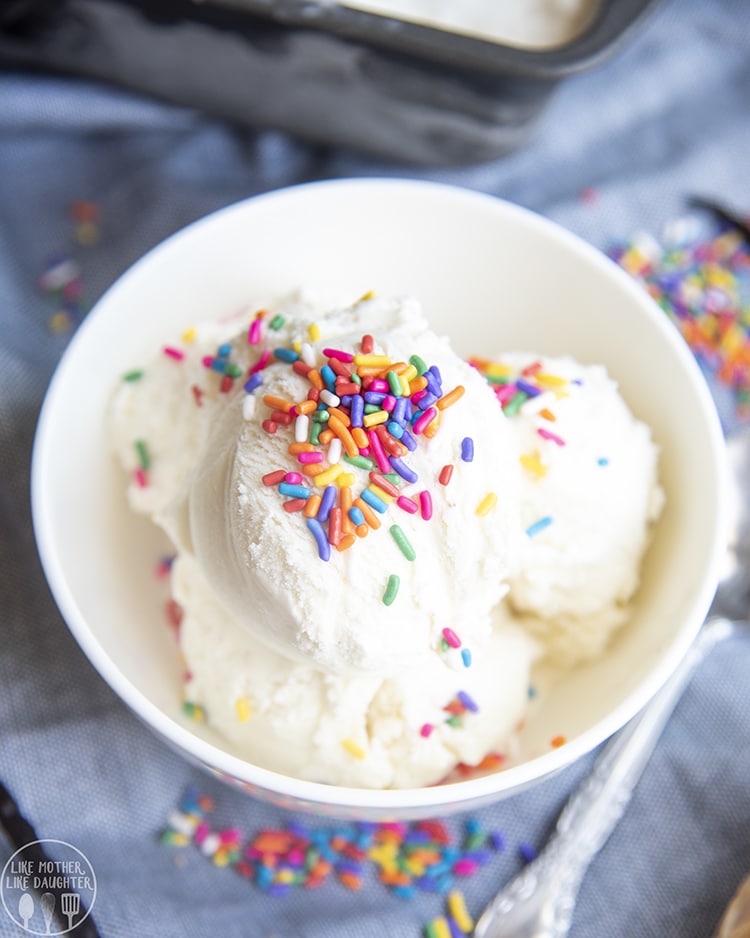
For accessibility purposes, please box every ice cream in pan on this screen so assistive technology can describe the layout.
[111,292,663,787]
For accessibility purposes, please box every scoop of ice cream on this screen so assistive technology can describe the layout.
[188,296,521,674]
[111,294,522,676]
[473,353,665,667]
[175,551,533,788]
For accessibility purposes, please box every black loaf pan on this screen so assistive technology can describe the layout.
[0,0,662,165]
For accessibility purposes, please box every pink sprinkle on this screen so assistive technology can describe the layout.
[382,394,397,412]
[298,451,324,464]
[494,383,517,405]
[441,627,461,649]
[369,379,389,393]
[420,723,434,738]
[163,346,185,361]
[454,858,479,876]
[537,427,565,446]
[250,348,272,375]
[396,495,418,514]
[134,467,148,488]
[248,317,262,345]
[367,429,391,474]
[411,388,427,405]
[419,490,433,520]
[194,821,210,845]
[323,348,354,363]
[285,472,303,484]
[359,447,371,457]
[412,407,437,435]
[201,355,213,368]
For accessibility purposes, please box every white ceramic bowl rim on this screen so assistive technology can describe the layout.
[31,178,728,815]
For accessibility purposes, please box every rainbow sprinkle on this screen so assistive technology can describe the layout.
[608,217,750,423]
[252,331,469,563]
[162,789,518,915]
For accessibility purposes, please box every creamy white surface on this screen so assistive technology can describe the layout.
[176,551,533,788]
[500,354,665,667]
[336,0,600,48]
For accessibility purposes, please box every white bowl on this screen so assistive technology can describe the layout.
[31,179,727,819]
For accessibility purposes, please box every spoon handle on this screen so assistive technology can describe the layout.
[475,616,741,938]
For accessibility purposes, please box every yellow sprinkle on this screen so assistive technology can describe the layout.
[314,463,344,487]
[336,472,356,487]
[308,322,321,342]
[276,869,297,884]
[428,917,452,938]
[484,362,512,379]
[535,372,568,387]
[181,326,197,343]
[341,738,366,760]
[363,409,389,428]
[357,289,376,302]
[353,354,391,367]
[48,310,74,334]
[519,452,548,478]
[399,374,411,397]
[447,890,474,933]
[292,339,302,353]
[476,492,498,516]
[234,697,252,723]
[368,484,394,503]
[402,364,418,383]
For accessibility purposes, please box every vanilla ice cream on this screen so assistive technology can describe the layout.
[473,353,665,667]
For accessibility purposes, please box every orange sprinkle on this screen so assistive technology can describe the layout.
[354,497,381,529]
[340,487,353,534]
[336,533,356,551]
[550,735,567,749]
[262,394,293,413]
[318,428,334,445]
[328,416,359,457]
[327,406,351,427]
[355,523,369,539]
[308,369,324,390]
[539,407,556,421]
[304,494,322,518]
[424,413,440,438]
[351,427,369,449]
[288,442,316,454]
[409,376,428,394]
[436,385,465,410]
[301,464,325,478]
[294,399,318,416]
[338,872,363,891]
[328,507,342,545]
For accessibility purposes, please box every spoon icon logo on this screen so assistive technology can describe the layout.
[0,840,96,935]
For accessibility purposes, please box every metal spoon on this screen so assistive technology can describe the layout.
[474,429,750,938]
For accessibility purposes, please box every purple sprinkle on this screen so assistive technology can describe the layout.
[317,485,337,523]
[364,391,386,404]
[416,391,438,410]
[244,373,263,393]
[457,690,479,713]
[489,831,506,852]
[447,916,465,938]
[519,843,538,864]
[516,379,542,397]
[460,437,474,462]
[350,395,364,428]
[390,456,418,484]
[400,429,417,452]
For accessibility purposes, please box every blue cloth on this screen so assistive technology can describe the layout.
[1,0,749,935]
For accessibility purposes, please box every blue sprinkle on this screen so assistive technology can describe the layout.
[457,690,479,713]
[274,347,299,363]
[306,518,331,561]
[317,485,337,522]
[516,379,542,397]
[210,357,226,373]
[598,456,609,466]
[350,395,364,428]
[519,843,538,864]
[525,516,554,538]
[387,420,404,439]
[348,506,366,527]
[361,488,388,513]
[217,342,232,357]
[400,429,417,452]
[460,437,474,462]
[461,647,472,668]
[279,483,311,499]
[320,364,337,393]
[244,373,263,393]
[390,457,418,484]
[391,885,417,900]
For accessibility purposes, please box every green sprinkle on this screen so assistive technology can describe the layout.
[122,369,144,382]
[351,373,362,386]
[310,422,322,445]
[409,354,428,376]
[363,403,381,414]
[224,363,244,378]
[390,524,416,561]
[382,574,400,606]
[445,715,462,728]
[134,439,150,471]
[502,390,528,417]
[484,374,512,385]
[269,314,285,330]
[386,370,402,396]
[182,700,205,721]
[384,472,400,485]
[311,411,330,423]
[344,454,375,470]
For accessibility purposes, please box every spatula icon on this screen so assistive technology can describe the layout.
[61,892,80,930]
